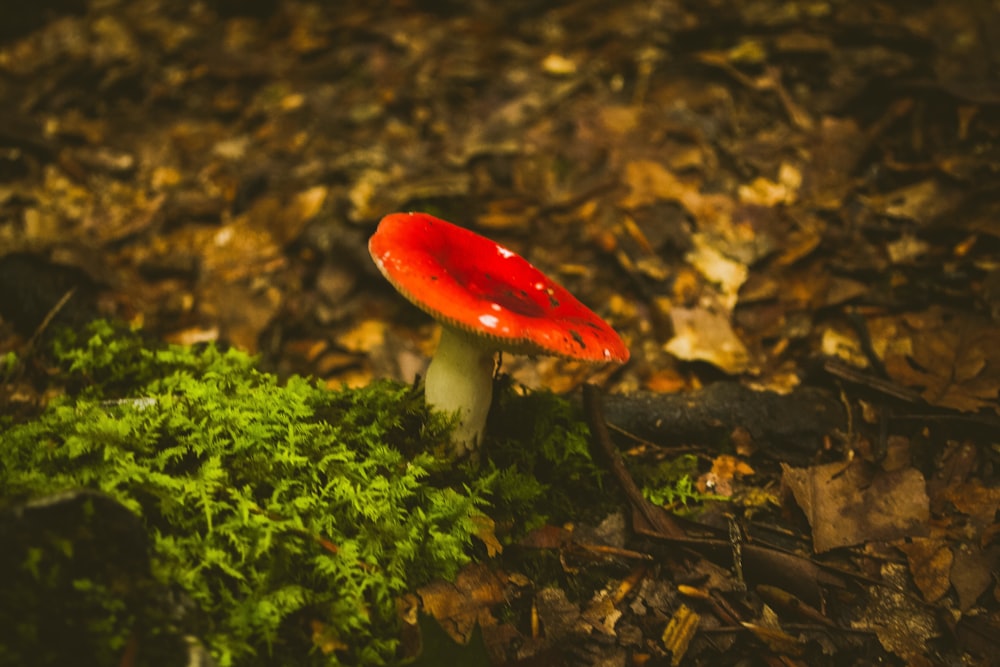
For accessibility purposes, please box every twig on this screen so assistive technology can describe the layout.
[25,287,77,351]
[582,383,686,539]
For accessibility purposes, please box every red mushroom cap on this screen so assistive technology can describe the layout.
[369,212,630,362]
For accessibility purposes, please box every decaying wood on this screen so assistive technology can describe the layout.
[599,382,846,462]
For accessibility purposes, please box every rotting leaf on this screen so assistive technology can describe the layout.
[697,454,754,497]
[864,178,965,226]
[535,586,583,642]
[869,306,1000,414]
[950,544,1000,612]
[800,116,868,207]
[580,590,621,637]
[408,612,493,667]
[895,537,953,603]
[618,160,735,243]
[938,478,1000,532]
[471,513,502,558]
[781,461,930,553]
[418,562,506,645]
[518,523,572,550]
[852,563,939,662]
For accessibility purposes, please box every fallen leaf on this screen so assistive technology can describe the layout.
[869,306,1000,414]
[471,514,502,558]
[852,563,939,662]
[865,179,964,226]
[800,116,867,208]
[336,318,387,353]
[518,524,571,550]
[596,105,640,136]
[535,586,583,642]
[201,281,282,352]
[737,162,801,207]
[896,538,953,603]
[885,233,930,264]
[938,478,1000,530]
[275,185,327,244]
[541,53,577,76]
[782,461,930,552]
[697,454,754,497]
[950,544,1000,611]
[619,160,735,241]
[685,233,749,311]
[310,619,348,655]
[665,306,751,374]
[580,590,621,636]
[418,563,506,645]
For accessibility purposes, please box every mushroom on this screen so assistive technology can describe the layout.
[368,212,630,457]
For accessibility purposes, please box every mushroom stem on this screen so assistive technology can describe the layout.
[424,326,495,457]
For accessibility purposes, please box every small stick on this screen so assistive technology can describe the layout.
[582,383,686,539]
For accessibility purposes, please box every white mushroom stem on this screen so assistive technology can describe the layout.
[423,326,496,457]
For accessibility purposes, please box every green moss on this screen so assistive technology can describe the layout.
[0,322,613,666]
[633,454,727,512]
[481,375,614,533]
[1,322,484,665]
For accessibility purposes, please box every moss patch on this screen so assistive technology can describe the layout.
[0,322,609,666]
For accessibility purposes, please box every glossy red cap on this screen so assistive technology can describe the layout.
[369,212,629,362]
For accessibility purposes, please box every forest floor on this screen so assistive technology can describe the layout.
[1,0,999,665]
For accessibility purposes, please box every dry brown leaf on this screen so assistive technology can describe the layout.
[852,563,939,662]
[335,319,387,354]
[619,159,734,235]
[950,544,1000,611]
[686,233,748,311]
[310,619,349,655]
[871,307,1000,414]
[274,185,327,244]
[418,562,506,645]
[580,591,621,636]
[896,537,953,603]
[200,281,282,353]
[618,159,692,210]
[937,478,1000,539]
[191,215,284,282]
[737,162,801,207]
[864,179,965,226]
[535,587,583,641]
[471,514,503,558]
[643,369,688,393]
[885,233,930,264]
[541,53,577,76]
[782,461,930,552]
[163,325,219,346]
[518,524,571,550]
[665,306,751,374]
[697,454,754,497]
[596,105,640,136]
[800,116,867,208]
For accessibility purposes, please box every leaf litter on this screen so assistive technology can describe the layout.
[1,0,999,665]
